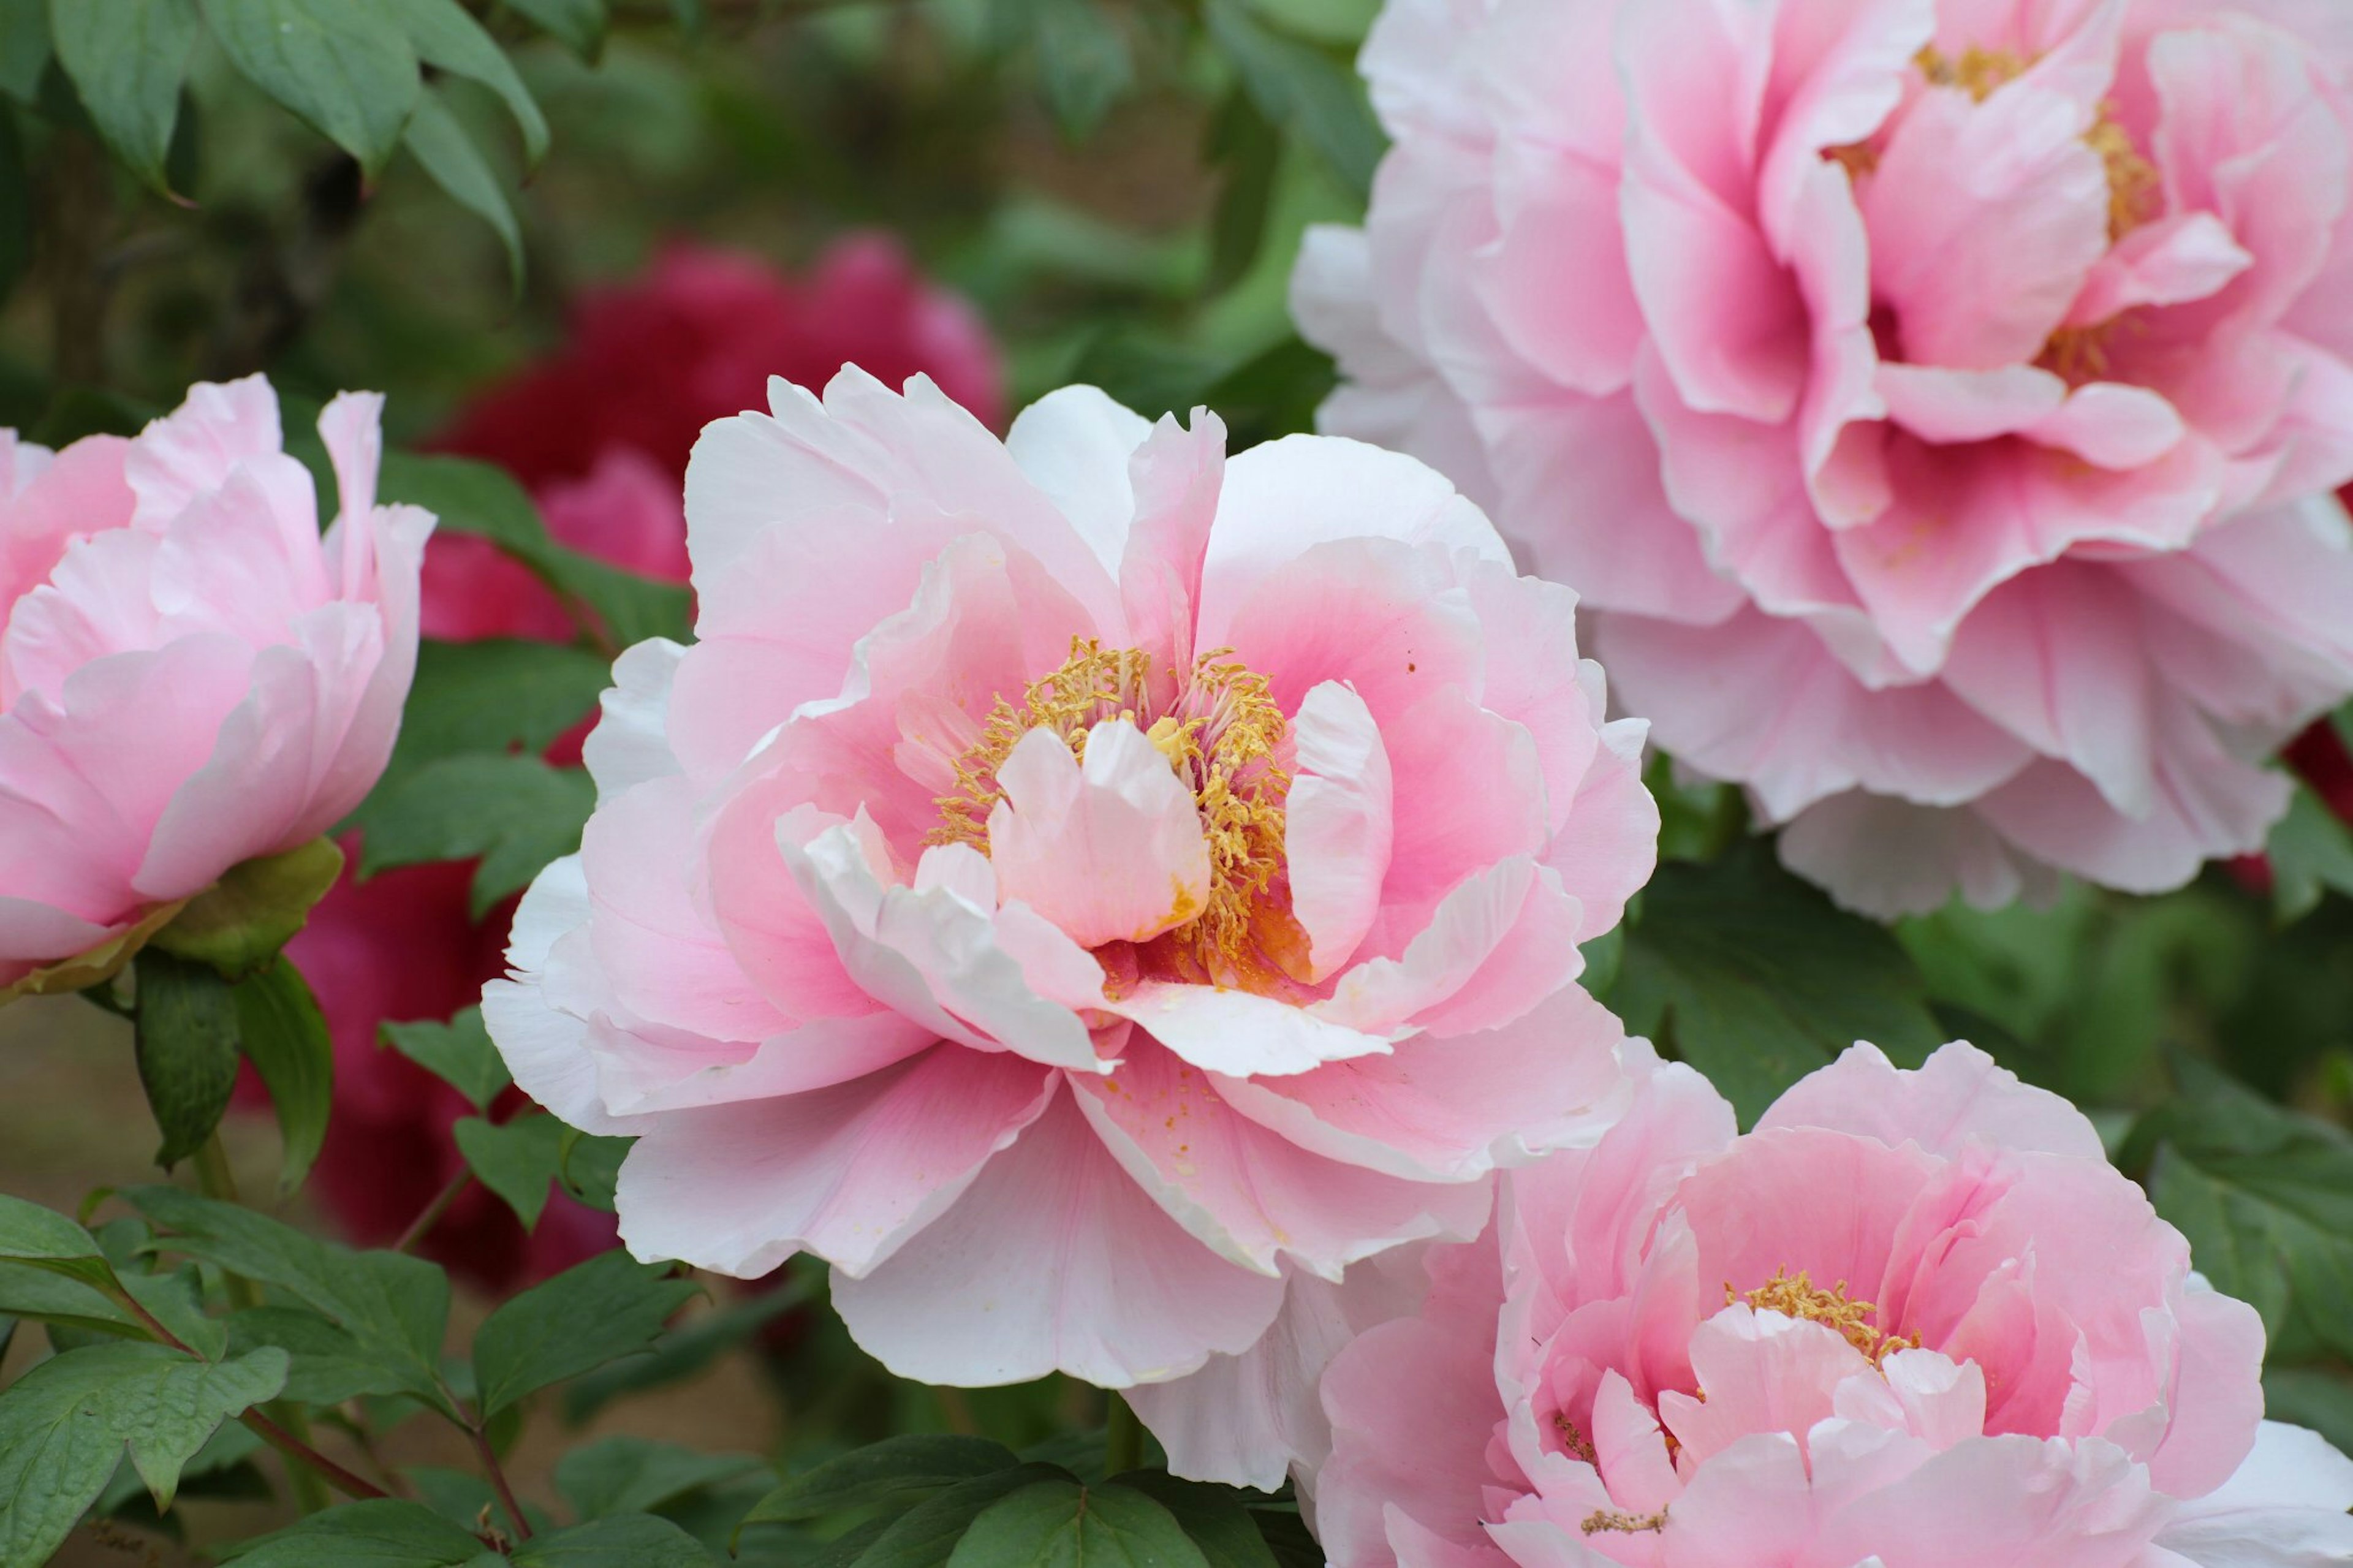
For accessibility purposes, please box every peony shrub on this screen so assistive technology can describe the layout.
[482,369,1656,1388]
[1297,0,2353,916]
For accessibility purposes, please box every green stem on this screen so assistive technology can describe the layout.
[1104,1392,1145,1478]
[393,1167,473,1256]
[470,1422,535,1540]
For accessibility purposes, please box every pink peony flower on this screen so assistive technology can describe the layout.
[1309,1041,2353,1568]
[482,370,1656,1388]
[1297,0,2353,916]
[0,377,427,988]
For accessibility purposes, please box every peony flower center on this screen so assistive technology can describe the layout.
[932,637,1297,982]
[1912,45,2157,241]
[1730,1267,1919,1364]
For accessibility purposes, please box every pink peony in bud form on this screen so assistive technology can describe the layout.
[1298,0,2353,917]
[0,377,428,990]
[483,370,1656,1392]
[1307,1040,2353,1568]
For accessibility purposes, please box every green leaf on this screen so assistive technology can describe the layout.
[556,1129,629,1213]
[560,1274,810,1424]
[403,87,523,298]
[1107,1474,1279,1568]
[0,1194,113,1289]
[0,1342,286,1566]
[233,956,335,1195]
[132,948,242,1169]
[0,1264,141,1341]
[740,1436,1022,1531]
[151,837,347,978]
[2267,786,2353,923]
[2264,1365,2353,1456]
[1203,89,1281,294]
[376,453,691,650]
[198,0,419,178]
[354,752,596,918]
[1202,0,1384,195]
[127,1187,453,1411]
[455,1114,566,1231]
[844,1464,1072,1568]
[218,1498,493,1566]
[0,110,27,311]
[2129,1056,2353,1359]
[382,0,548,166]
[47,0,195,195]
[1609,841,1945,1124]
[1029,0,1132,138]
[393,640,613,776]
[471,1250,700,1418]
[227,1306,420,1405]
[0,0,50,104]
[504,0,607,62]
[555,1436,765,1521]
[947,1475,1211,1568]
[511,1515,711,1566]
[382,1006,511,1114]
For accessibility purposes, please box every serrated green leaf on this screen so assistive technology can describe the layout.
[511,1514,710,1566]
[0,1342,286,1566]
[472,1251,699,1418]
[382,0,548,166]
[403,88,522,298]
[393,640,612,775]
[217,1498,493,1566]
[556,1128,628,1213]
[47,0,195,195]
[738,1435,1021,1533]
[198,0,419,178]
[151,837,346,979]
[1202,0,1384,195]
[0,0,49,104]
[127,1187,453,1412]
[455,1114,565,1232]
[352,752,595,917]
[0,1263,140,1340]
[555,1436,765,1522]
[559,1274,810,1425]
[1107,1474,1279,1568]
[2267,786,2353,923]
[505,0,607,61]
[233,956,335,1195]
[382,1007,510,1113]
[226,1306,418,1405]
[0,1194,112,1284]
[1610,842,1945,1124]
[132,949,241,1169]
[947,1475,1211,1568]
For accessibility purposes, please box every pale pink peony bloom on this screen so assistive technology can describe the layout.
[1308,1040,2353,1568]
[482,370,1654,1388]
[1297,0,2353,916]
[0,377,430,987]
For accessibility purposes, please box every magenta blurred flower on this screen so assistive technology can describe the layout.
[483,373,1654,1390]
[1298,0,2353,916]
[0,377,426,989]
[1310,1041,2353,1568]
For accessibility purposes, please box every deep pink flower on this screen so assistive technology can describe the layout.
[1307,1042,2353,1568]
[0,378,426,986]
[484,373,1654,1388]
[1298,0,2353,915]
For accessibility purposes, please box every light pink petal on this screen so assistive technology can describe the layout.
[1778,790,2061,918]
[1816,1433,2169,1567]
[1072,1040,1492,1279]
[1003,384,1153,575]
[1213,982,1632,1184]
[833,1089,1287,1387]
[581,637,685,803]
[2156,1421,2353,1567]
[2066,212,2254,325]
[1118,410,1226,672]
[1314,857,1584,1040]
[2143,1285,2266,1499]
[1540,716,1659,942]
[123,375,286,529]
[616,1044,1058,1278]
[1317,1309,1510,1568]
[707,786,876,1023]
[483,857,643,1137]
[1104,982,1393,1079]
[1368,686,1550,944]
[0,435,132,619]
[1759,1040,2105,1160]
[1658,1308,1878,1468]
[987,720,1210,949]
[1286,681,1395,982]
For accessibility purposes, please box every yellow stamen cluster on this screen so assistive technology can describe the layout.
[931,637,1292,977]
[1732,1268,1920,1365]
[1581,1509,1669,1536]
[1914,44,2156,240]
[1552,1413,1597,1464]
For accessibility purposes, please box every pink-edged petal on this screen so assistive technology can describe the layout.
[1104,982,1393,1079]
[1126,1249,1433,1488]
[2066,212,2253,326]
[1213,982,1632,1184]
[987,719,1210,949]
[483,856,642,1136]
[833,1089,1287,1387]
[616,1043,1058,1278]
[707,784,877,1023]
[1118,410,1226,673]
[1657,1308,1877,1468]
[1286,681,1395,983]
[123,375,286,529]
[1540,715,1658,943]
[2143,1284,2267,1499]
[1002,385,1153,574]
[1072,1040,1492,1279]
[1370,686,1549,943]
[1758,1040,2105,1161]
[1314,857,1583,1040]
[601,1011,941,1116]
[580,637,686,803]
[0,435,132,619]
